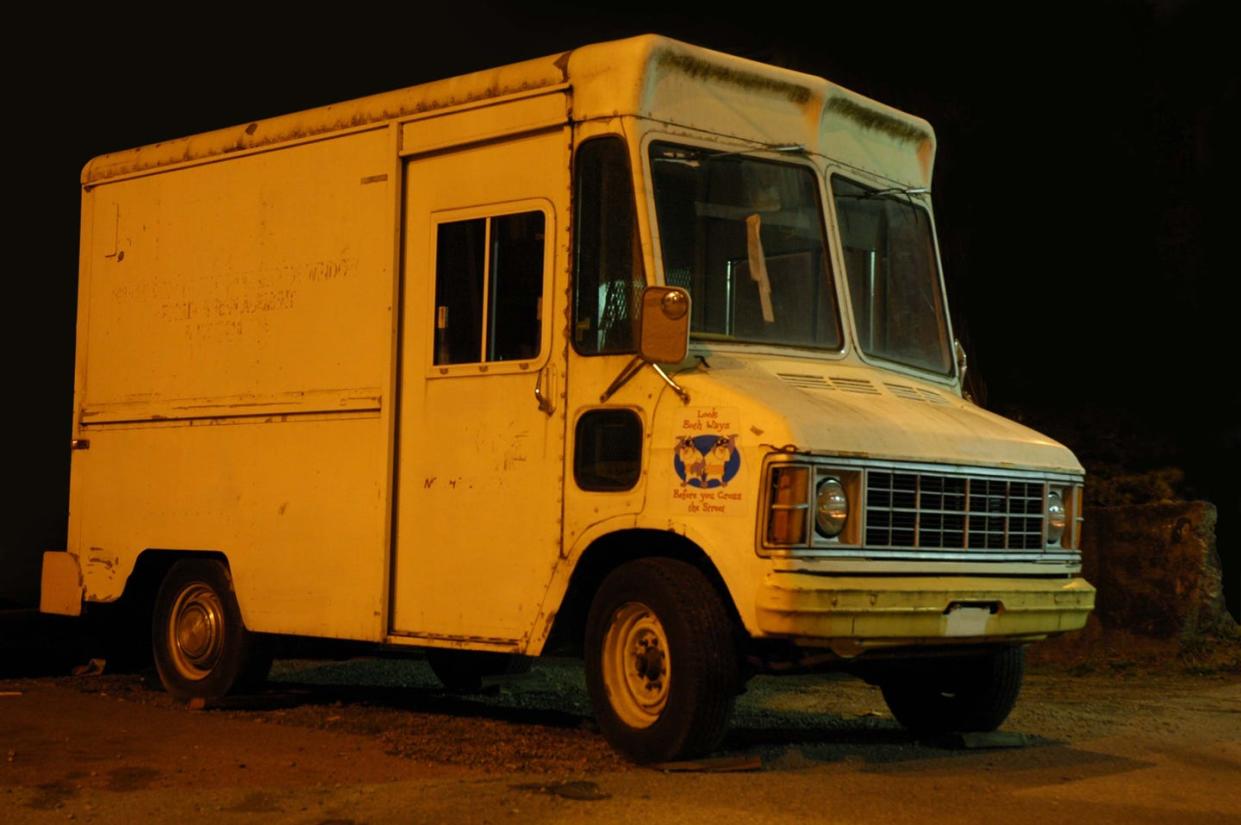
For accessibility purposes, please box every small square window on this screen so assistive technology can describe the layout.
[574,409,642,491]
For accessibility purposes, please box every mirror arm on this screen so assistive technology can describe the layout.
[599,356,691,405]
[600,355,645,403]
[650,363,691,404]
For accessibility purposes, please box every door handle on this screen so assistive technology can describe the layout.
[534,365,555,416]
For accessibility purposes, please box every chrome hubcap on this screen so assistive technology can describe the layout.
[602,602,670,728]
[168,583,225,681]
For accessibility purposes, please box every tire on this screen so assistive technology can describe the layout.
[880,646,1025,735]
[426,649,526,692]
[584,558,738,763]
[151,559,269,702]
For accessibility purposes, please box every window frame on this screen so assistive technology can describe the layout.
[826,170,957,382]
[570,134,647,358]
[640,129,849,361]
[425,198,555,379]
[572,407,646,492]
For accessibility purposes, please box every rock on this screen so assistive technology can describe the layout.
[930,731,1035,749]
[511,781,610,801]
[651,754,763,772]
[1082,501,1236,640]
[70,658,106,677]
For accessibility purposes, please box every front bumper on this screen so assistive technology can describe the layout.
[755,573,1094,652]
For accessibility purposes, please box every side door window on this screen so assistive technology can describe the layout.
[434,210,546,365]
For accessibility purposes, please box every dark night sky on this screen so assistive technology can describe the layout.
[6,2,1237,609]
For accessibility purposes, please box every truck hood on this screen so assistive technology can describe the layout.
[673,352,1084,475]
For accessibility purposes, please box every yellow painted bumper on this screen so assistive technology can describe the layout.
[755,573,1094,649]
[40,551,83,617]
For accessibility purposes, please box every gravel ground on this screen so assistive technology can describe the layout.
[5,649,1239,824]
[33,652,1239,775]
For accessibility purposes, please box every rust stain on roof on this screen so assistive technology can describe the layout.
[656,51,812,105]
[84,60,571,185]
[825,97,930,144]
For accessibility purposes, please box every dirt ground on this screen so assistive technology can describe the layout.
[2,650,1239,824]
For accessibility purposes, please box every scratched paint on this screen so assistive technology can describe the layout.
[81,128,392,415]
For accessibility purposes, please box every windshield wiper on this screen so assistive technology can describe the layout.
[707,143,806,161]
[652,143,807,166]
[838,186,929,199]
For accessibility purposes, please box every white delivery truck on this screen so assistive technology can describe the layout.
[42,35,1094,762]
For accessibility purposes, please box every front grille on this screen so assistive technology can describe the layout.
[865,470,1045,551]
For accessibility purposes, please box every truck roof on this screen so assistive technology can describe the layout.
[83,34,936,188]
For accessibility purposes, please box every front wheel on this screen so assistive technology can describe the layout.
[880,646,1025,735]
[585,558,739,763]
[151,559,271,702]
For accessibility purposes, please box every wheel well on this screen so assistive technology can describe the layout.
[83,549,229,670]
[116,549,230,615]
[544,529,745,657]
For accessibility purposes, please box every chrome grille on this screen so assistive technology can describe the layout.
[865,470,1045,551]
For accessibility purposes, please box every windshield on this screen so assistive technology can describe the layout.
[832,176,952,374]
[649,142,841,350]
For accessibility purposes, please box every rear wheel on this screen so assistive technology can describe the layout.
[880,646,1025,734]
[151,559,270,701]
[585,558,738,763]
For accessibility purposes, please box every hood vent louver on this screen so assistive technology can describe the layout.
[885,382,949,405]
[776,372,833,390]
[777,372,946,403]
[829,376,880,395]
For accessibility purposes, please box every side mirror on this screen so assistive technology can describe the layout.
[954,339,972,401]
[600,286,693,404]
[639,286,691,364]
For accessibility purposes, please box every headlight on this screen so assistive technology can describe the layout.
[1046,489,1067,545]
[762,462,860,552]
[815,477,848,538]
[766,466,810,545]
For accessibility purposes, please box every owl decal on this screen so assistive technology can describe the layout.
[674,434,741,489]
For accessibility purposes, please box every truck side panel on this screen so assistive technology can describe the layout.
[70,129,397,641]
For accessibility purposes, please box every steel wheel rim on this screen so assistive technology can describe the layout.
[167,583,225,681]
[602,601,670,729]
